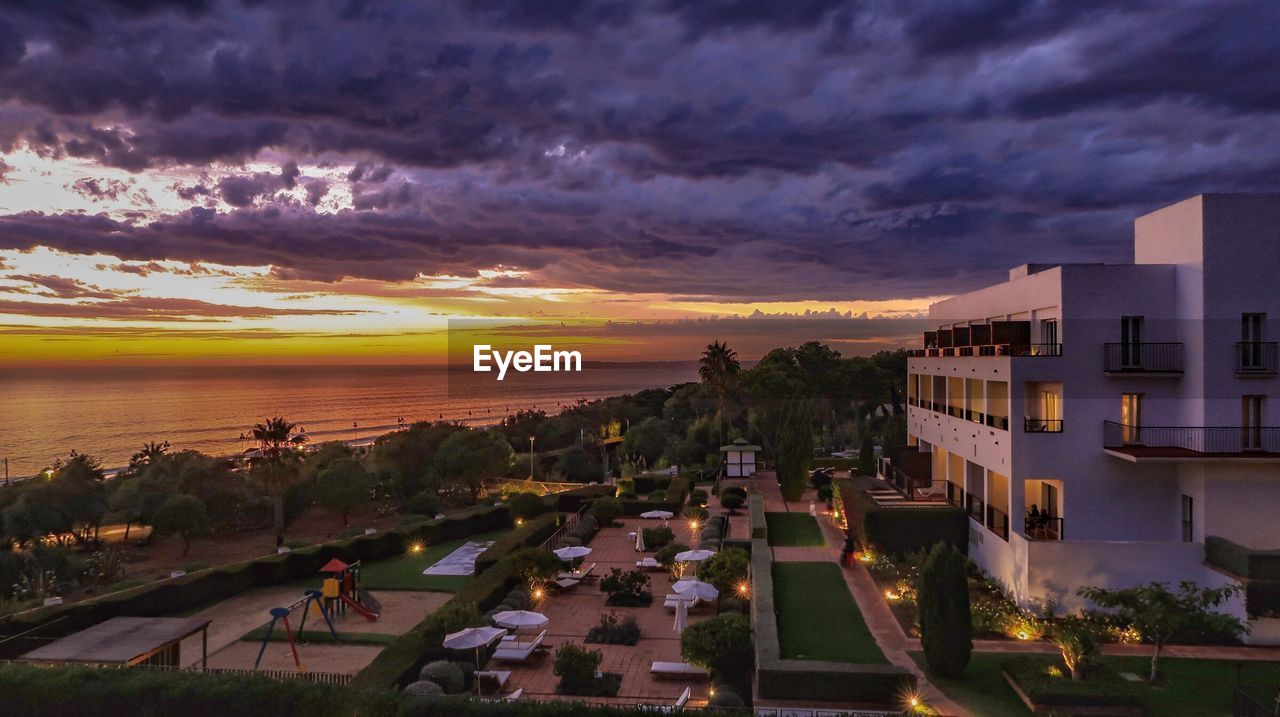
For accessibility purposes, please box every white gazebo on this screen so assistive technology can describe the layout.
[719,438,760,478]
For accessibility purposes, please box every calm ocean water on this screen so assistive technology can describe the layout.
[0,363,696,478]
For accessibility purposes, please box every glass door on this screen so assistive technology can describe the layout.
[1121,393,1142,444]
[1121,316,1143,369]
[1243,395,1263,450]
[1242,314,1265,369]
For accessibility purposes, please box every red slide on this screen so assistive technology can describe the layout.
[339,591,380,621]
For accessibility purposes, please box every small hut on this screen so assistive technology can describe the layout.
[20,616,211,668]
[720,438,760,478]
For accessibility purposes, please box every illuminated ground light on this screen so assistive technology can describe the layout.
[515,518,525,527]
[856,552,874,563]
[409,542,424,554]
[736,581,750,597]
[884,589,900,601]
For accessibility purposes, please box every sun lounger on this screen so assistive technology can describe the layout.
[663,593,700,609]
[642,685,692,713]
[650,662,708,679]
[492,630,546,662]
[503,688,524,701]
[554,576,582,590]
[578,563,597,581]
[636,557,662,570]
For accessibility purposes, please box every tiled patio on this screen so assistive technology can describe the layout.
[497,515,716,706]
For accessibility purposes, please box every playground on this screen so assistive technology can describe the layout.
[173,556,466,675]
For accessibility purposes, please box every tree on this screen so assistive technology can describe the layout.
[553,445,599,482]
[590,496,623,527]
[1050,617,1099,681]
[680,613,752,680]
[313,457,372,527]
[431,430,514,502]
[248,417,308,546]
[150,494,210,556]
[697,546,749,595]
[128,441,169,470]
[719,490,745,515]
[621,417,668,466]
[1078,581,1244,681]
[856,430,876,477]
[507,492,547,521]
[919,542,972,677]
[507,547,562,584]
[699,341,741,450]
[774,401,813,501]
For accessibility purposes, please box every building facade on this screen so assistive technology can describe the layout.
[897,194,1280,642]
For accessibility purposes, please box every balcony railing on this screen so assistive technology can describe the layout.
[908,343,1062,358]
[947,405,964,419]
[1104,421,1280,454]
[946,481,964,508]
[1238,342,1279,375]
[965,493,985,522]
[1103,342,1183,374]
[986,505,1009,541]
[1025,515,1064,541]
[1024,418,1063,433]
[964,409,985,424]
[986,414,1009,431]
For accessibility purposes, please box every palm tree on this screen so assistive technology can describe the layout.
[129,441,169,470]
[248,417,308,546]
[699,341,741,462]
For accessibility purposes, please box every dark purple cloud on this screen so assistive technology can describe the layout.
[0,0,1278,301]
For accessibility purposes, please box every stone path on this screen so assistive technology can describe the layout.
[754,470,971,717]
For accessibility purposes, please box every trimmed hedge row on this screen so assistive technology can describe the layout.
[1002,656,1142,709]
[0,504,513,659]
[473,512,561,574]
[832,477,967,557]
[351,513,567,688]
[1206,535,1280,581]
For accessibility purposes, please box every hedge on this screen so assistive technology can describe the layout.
[865,506,968,557]
[0,504,513,659]
[1002,656,1143,709]
[0,662,766,717]
[552,485,615,513]
[750,535,915,704]
[749,494,767,540]
[473,512,562,574]
[1206,535,1280,581]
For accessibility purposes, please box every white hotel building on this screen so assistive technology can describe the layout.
[896,194,1280,641]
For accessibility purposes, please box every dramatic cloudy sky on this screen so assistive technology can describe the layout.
[1,0,1278,364]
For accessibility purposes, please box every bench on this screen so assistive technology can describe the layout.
[650,662,708,679]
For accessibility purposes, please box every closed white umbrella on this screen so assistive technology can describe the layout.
[673,599,689,634]
[672,579,719,601]
[443,625,507,689]
[640,510,674,519]
[492,610,549,631]
[674,549,715,563]
[635,529,645,551]
[553,546,593,561]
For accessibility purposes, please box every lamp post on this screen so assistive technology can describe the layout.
[529,436,536,481]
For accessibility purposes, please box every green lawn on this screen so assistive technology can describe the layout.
[772,561,886,663]
[765,512,826,546]
[911,651,1280,717]
[286,529,510,593]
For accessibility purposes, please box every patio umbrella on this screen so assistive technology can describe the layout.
[442,625,507,690]
[672,579,719,601]
[674,549,715,563]
[673,599,689,634]
[635,529,645,551]
[640,510,674,519]
[553,546,593,561]
[492,610,548,631]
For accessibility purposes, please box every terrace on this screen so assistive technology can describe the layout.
[905,321,1062,359]
[1103,422,1280,462]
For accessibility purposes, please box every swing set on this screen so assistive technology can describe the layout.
[252,589,337,672]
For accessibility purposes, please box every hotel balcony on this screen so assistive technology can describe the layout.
[905,321,1062,358]
[1238,342,1279,375]
[1024,418,1063,433]
[1103,421,1280,462]
[1024,515,1064,541]
[1102,342,1183,375]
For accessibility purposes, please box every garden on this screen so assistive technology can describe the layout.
[772,561,885,663]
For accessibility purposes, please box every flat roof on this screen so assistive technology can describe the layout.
[21,617,210,665]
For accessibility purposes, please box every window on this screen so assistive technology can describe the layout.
[1120,316,1143,368]
[1243,395,1264,450]
[1121,393,1142,443]
[1181,495,1194,542]
[1242,314,1266,370]
[1041,482,1059,519]
[1040,319,1058,346]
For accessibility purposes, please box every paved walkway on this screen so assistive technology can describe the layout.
[753,471,970,717]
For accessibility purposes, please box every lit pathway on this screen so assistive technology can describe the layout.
[754,471,970,717]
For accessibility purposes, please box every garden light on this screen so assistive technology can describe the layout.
[515,518,525,527]
[409,542,424,554]
[736,581,750,597]
[1017,630,1029,640]
[884,589,899,601]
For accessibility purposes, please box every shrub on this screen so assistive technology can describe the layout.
[919,543,972,677]
[599,568,652,606]
[681,613,752,679]
[648,490,667,502]
[643,525,674,550]
[585,612,641,645]
[553,643,602,693]
[506,547,562,584]
[417,661,464,694]
[698,547,749,595]
[720,492,745,514]
[688,489,708,508]
[708,685,746,708]
[614,479,635,497]
[591,496,623,527]
[684,506,710,524]
[506,492,546,520]
[404,491,440,517]
[1002,656,1142,708]
[655,543,690,568]
[718,596,747,614]
[403,679,444,698]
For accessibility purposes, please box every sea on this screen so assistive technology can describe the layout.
[0,363,697,479]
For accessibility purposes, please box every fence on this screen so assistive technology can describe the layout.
[0,659,353,686]
[538,504,588,553]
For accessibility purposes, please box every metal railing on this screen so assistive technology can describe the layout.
[946,481,965,508]
[947,405,964,418]
[1024,418,1063,433]
[1103,342,1184,373]
[1104,421,1280,453]
[880,459,946,501]
[909,342,1062,358]
[986,414,1009,430]
[966,493,985,522]
[986,505,1009,541]
[1025,515,1064,541]
[965,409,985,423]
[1238,342,1279,375]
[539,505,589,553]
